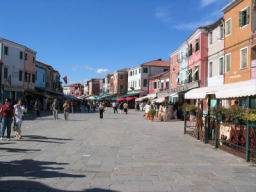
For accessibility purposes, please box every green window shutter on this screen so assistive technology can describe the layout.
[246,7,250,25]
[239,11,242,27]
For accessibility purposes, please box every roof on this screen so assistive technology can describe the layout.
[222,0,241,13]
[0,38,36,54]
[141,59,169,67]
[206,18,224,31]
[149,71,170,79]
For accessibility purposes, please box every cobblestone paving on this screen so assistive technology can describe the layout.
[0,110,255,192]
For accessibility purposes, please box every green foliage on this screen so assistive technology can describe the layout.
[149,109,156,117]
[182,103,197,112]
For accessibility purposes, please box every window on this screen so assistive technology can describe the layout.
[120,75,123,79]
[32,57,35,63]
[25,53,28,60]
[209,32,213,45]
[195,39,200,51]
[220,24,224,39]
[240,47,248,69]
[4,68,8,79]
[135,70,137,75]
[120,85,124,90]
[194,66,199,81]
[166,82,169,89]
[19,70,23,81]
[209,61,213,77]
[225,19,232,36]
[225,53,231,72]
[188,69,192,82]
[154,82,157,89]
[143,68,148,73]
[139,79,141,87]
[19,51,23,59]
[161,82,164,89]
[164,68,168,72]
[135,81,137,87]
[130,71,132,76]
[28,73,31,82]
[188,44,193,56]
[43,74,45,82]
[219,57,224,75]
[4,46,8,55]
[143,79,148,87]
[32,74,36,83]
[239,7,250,27]
[24,72,28,82]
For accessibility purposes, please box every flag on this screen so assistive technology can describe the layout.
[63,76,68,84]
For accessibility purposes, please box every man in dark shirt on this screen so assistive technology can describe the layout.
[0,98,14,140]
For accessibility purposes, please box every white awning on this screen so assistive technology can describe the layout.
[185,79,256,99]
[216,79,256,99]
[135,93,156,102]
[185,87,217,99]
[152,97,166,103]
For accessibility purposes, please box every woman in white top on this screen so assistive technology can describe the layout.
[14,100,27,139]
[143,103,151,119]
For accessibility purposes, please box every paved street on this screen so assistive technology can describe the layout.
[0,109,255,192]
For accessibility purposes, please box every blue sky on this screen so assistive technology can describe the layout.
[0,0,231,84]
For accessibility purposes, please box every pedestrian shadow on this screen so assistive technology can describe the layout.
[0,147,40,153]
[0,159,85,179]
[0,180,119,192]
[18,135,72,144]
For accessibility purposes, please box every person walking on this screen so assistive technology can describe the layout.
[0,98,14,141]
[123,102,128,115]
[13,99,27,139]
[63,100,70,120]
[51,98,59,120]
[99,102,105,119]
[112,101,118,114]
[71,101,74,113]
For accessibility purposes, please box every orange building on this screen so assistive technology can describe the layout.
[223,0,253,83]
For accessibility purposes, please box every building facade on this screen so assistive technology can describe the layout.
[223,0,253,83]
[207,18,225,87]
[109,69,128,95]
[0,39,36,101]
[87,79,102,96]
[35,61,46,89]
[128,59,169,95]
[187,27,209,87]
[149,71,170,94]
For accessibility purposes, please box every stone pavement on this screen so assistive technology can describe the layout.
[0,109,255,192]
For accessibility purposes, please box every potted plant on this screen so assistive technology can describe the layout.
[148,109,156,121]
[241,110,256,126]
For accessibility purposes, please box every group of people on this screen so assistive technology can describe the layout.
[137,101,184,122]
[111,101,129,115]
[0,99,27,141]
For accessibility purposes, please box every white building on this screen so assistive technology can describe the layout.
[128,59,169,95]
[207,18,224,87]
[63,86,71,95]
[0,38,36,100]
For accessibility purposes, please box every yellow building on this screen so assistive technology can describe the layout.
[223,0,254,83]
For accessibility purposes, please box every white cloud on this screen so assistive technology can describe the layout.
[96,68,109,74]
[174,20,213,31]
[154,7,171,22]
[201,0,218,7]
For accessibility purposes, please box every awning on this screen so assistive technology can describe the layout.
[135,93,157,102]
[185,79,256,99]
[185,87,217,99]
[152,97,166,103]
[216,79,256,99]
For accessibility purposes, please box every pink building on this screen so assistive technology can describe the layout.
[187,27,209,87]
[148,71,170,94]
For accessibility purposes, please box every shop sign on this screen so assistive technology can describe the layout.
[170,81,199,93]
